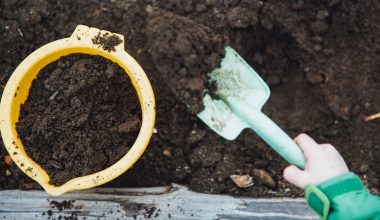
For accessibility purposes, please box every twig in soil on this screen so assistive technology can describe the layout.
[17,28,24,38]
[364,112,380,122]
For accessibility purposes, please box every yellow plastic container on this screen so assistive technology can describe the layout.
[0,25,156,195]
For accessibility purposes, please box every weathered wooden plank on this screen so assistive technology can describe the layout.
[0,184,318,219]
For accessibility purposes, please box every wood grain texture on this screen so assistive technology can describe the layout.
[0,184,318,219]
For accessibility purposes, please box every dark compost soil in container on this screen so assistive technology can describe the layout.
[1,0,379,197]
[16,54,141,186]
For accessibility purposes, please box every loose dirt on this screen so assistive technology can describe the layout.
[1,0,379,197]
[16,54,141,186]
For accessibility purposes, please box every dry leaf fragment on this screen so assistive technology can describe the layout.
[4,155,13,166]
[230,174,254,188]
[251,168,276,188]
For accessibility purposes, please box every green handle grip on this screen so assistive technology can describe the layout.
[230,100,306,169]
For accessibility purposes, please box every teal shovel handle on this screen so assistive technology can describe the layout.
[233,105,306,169]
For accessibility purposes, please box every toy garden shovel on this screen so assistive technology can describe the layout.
[198,47,306,169]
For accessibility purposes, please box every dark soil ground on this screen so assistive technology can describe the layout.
[146,12,226,113]
[16,54,141,186]
[1,0,379,197]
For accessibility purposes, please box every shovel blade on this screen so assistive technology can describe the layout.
[197,94,248,140]
[197,47,270,140]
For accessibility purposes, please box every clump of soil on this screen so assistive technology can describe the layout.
[16,54,141,186]
[45,199,79,219]
[50,200,75,211]
[146,12,226,113]
[92,32,122,52]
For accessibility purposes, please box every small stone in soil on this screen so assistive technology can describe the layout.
[5,169,12,176]
[360,163,369,173]
[306,72,324,84]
